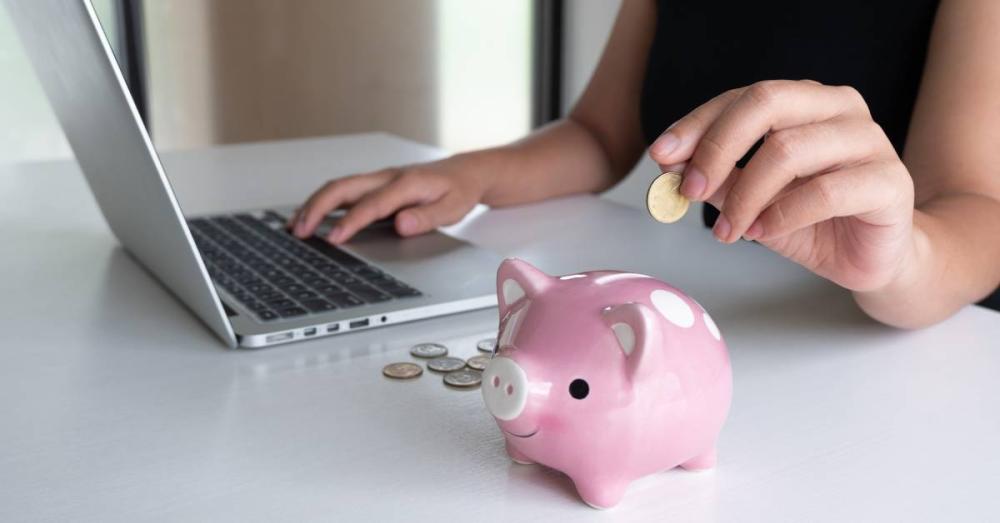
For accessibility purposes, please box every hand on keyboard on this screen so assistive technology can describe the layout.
[288,155,493,244]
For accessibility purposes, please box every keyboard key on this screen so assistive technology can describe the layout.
[278,306,308,318]
[302,276,328,287]
[317,284,343,295]
[257,291,285,302]
[246,283,273,294]
[246,301,270,313]
[257,310,278,321]
[355,267,383,278]
[297,270,321,280]
[387,287,421,298]
[354,290,392,303]
[326,293,364,308]
[329,272,358,284]
[344,282,377,293]
[280,283,307,293]
[302,299,336,312]
[304,238,368,268]
[266,298,297,309]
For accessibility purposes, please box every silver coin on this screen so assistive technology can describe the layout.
[382,362,423,380]
[427,357,466,373]
[410,342,448,359]
[444,369,482,388]
[466,355,490,371]
[476,338,497,353]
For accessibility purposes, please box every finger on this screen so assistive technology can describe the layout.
[649,88,742,165]
[395,192,473,237]
[682,80,870,202]
[715,118,894,243]
[654,161,688,174]
[748,161,909,242]
[703,166,742,210]
[329,174,443,243]
[294,172,392,238]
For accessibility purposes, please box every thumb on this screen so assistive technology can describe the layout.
[395,194,470,236]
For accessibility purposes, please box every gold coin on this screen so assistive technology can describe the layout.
[466,355,490,371]
[646,172,690,223]
[382,362,423,380]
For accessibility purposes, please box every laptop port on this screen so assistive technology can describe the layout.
[265,332,294,343]
[349,319,370,329]
[303,327,317,337]
[326,323,340,333]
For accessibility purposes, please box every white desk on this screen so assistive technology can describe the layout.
[2,133,998,522]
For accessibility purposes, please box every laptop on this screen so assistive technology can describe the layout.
[4,0,500,348]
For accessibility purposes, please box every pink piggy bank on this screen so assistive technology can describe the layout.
[481,258,732,509]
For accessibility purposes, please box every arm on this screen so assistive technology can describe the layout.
[854,0,1000,326]
[294,0,656,241]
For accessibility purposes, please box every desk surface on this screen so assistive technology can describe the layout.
[2,133,998,522]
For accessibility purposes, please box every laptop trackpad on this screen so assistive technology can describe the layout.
[347,226,468,265]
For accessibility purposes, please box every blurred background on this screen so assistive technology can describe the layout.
[1,1,653,206]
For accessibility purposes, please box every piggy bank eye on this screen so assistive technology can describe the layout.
[569,379,589,400]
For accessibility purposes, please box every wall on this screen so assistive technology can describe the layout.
[146,0,532,153]
[1,1,532,165]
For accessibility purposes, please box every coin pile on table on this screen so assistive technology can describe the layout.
[646,171,689,223]
[382,339,495,389]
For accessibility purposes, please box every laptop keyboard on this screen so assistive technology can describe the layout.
[188,212,422,322]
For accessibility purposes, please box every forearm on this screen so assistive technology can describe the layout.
[854,192,1000,328]
[456,117,628,208]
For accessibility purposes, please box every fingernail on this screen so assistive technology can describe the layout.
[713,214,731,242]
[397,213,417,235]
[327,226,342,244]
[743,220,763,241]
[681,167,707,200]
[650,132,680,158]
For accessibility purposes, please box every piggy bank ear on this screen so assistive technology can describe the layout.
[496,258,553,317]
[603,302,664,382]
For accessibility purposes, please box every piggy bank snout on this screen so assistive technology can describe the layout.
[481,357,529,421]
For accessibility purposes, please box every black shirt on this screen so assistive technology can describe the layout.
[638,0,1000,311]
[640,0,938,151]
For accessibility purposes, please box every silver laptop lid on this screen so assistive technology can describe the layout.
[4,0,237,347]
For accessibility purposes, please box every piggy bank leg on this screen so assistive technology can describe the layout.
[573,477,629,509]
[505,439,534,465]
[679,447,717,471]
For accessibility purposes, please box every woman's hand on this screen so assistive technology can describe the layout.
[289,155,493,244]
[649,79,917,293]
